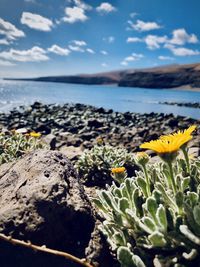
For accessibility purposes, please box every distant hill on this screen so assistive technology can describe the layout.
[4,62,200,89]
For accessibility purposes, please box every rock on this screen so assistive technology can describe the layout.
[42,134,56,149]
[0,102,199,155]
[145,132,159,142]
[87,119,104,128]
[66,136,82,147]
[35,124,51,134]
[15,128,28,134]
[80,131,98,141]
[86,223,120,267]
[59,146,83,161]
[168,118,178,127]
[0,150,94,267]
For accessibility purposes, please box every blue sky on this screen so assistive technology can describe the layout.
[0,0,200,78]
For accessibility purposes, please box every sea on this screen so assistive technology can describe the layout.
[0,79,200,119]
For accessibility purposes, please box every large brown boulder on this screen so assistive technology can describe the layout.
[0,150,94,267]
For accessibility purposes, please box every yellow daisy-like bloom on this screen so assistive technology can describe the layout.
[160,125,196,142]
[140,125,196,156]
[29,132,41,138]
[140,138,186,154]
[111,167,126,174]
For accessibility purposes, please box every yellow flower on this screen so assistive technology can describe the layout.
[140,138,182,154]
[161,125,196,141]
[111,167,126,184]
[96,137,104,145]
[111,167,126,174]
[29,132,41,138]
[141,125,196,154]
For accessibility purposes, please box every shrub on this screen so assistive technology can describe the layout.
[93,126,200,266]
[76,144,137,187]
[0,132,47,164]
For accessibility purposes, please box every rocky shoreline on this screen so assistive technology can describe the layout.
[0,102,199,267]
[0,102,199,159]
[159,101,200,109]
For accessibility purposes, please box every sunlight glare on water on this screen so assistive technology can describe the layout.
[0,80,199,119]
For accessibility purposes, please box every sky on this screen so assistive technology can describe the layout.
[0,0,200,78]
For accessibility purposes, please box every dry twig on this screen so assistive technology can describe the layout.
[0,233,94,267]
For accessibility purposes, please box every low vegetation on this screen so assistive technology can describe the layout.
[0,131,47,164]
[76,143,136,186]
[0,125,199,267]
[93,125,200,266]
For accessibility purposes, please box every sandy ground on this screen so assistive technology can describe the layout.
[172,85,200,92]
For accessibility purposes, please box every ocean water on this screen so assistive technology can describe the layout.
[0,79,199,119]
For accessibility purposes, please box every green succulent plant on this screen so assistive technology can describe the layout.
[93,126,200,266]
[0,132,47,164]
[76,144,137,187]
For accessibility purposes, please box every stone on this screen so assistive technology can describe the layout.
[0,150,94,267]
[15,128,28,134]
[59,146,83,161]
[42,134,56,149]
[87,119,104,128]
[86,223,120,267]
[35,124,51,134]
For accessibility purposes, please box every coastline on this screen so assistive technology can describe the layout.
[0,101,199,267]
[3,77,200,92]
[171,85,200,92]
[0,102,199,160]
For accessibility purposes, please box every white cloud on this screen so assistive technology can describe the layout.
[63,6,88,23]
[103,36,115,43]
[0,39,9,45]
[96,2,116,13]
[0,46,49,62]
[127,37,142,43]
[124,56,136,62]
[48,45,70,56]
[0,59,15,66]
[100,50,108,55]
[21,12,53,31]
[129,19,161,32]
[145,35,168,50]
[0,18,25,41]
[130,12,138,18]
[68,45,85,52]
[101,62,108,67]
[170,28,198,45]
[73,0,92,11]
[108,36,115,43]
[165,44,200,56]
[127,29,199,51]
[122,53,144,66]
[124,53,144,62]
[158,55,174,60]
[120,61,128,66]
[86,48,95,54]
[71,40,87,46]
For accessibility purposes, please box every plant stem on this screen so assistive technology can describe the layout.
[182,147,190,174]
[0,233,94,267]
[168,161,176,194]
[143,165,151,196]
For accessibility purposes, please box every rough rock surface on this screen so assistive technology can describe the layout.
[0,150,95,267]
